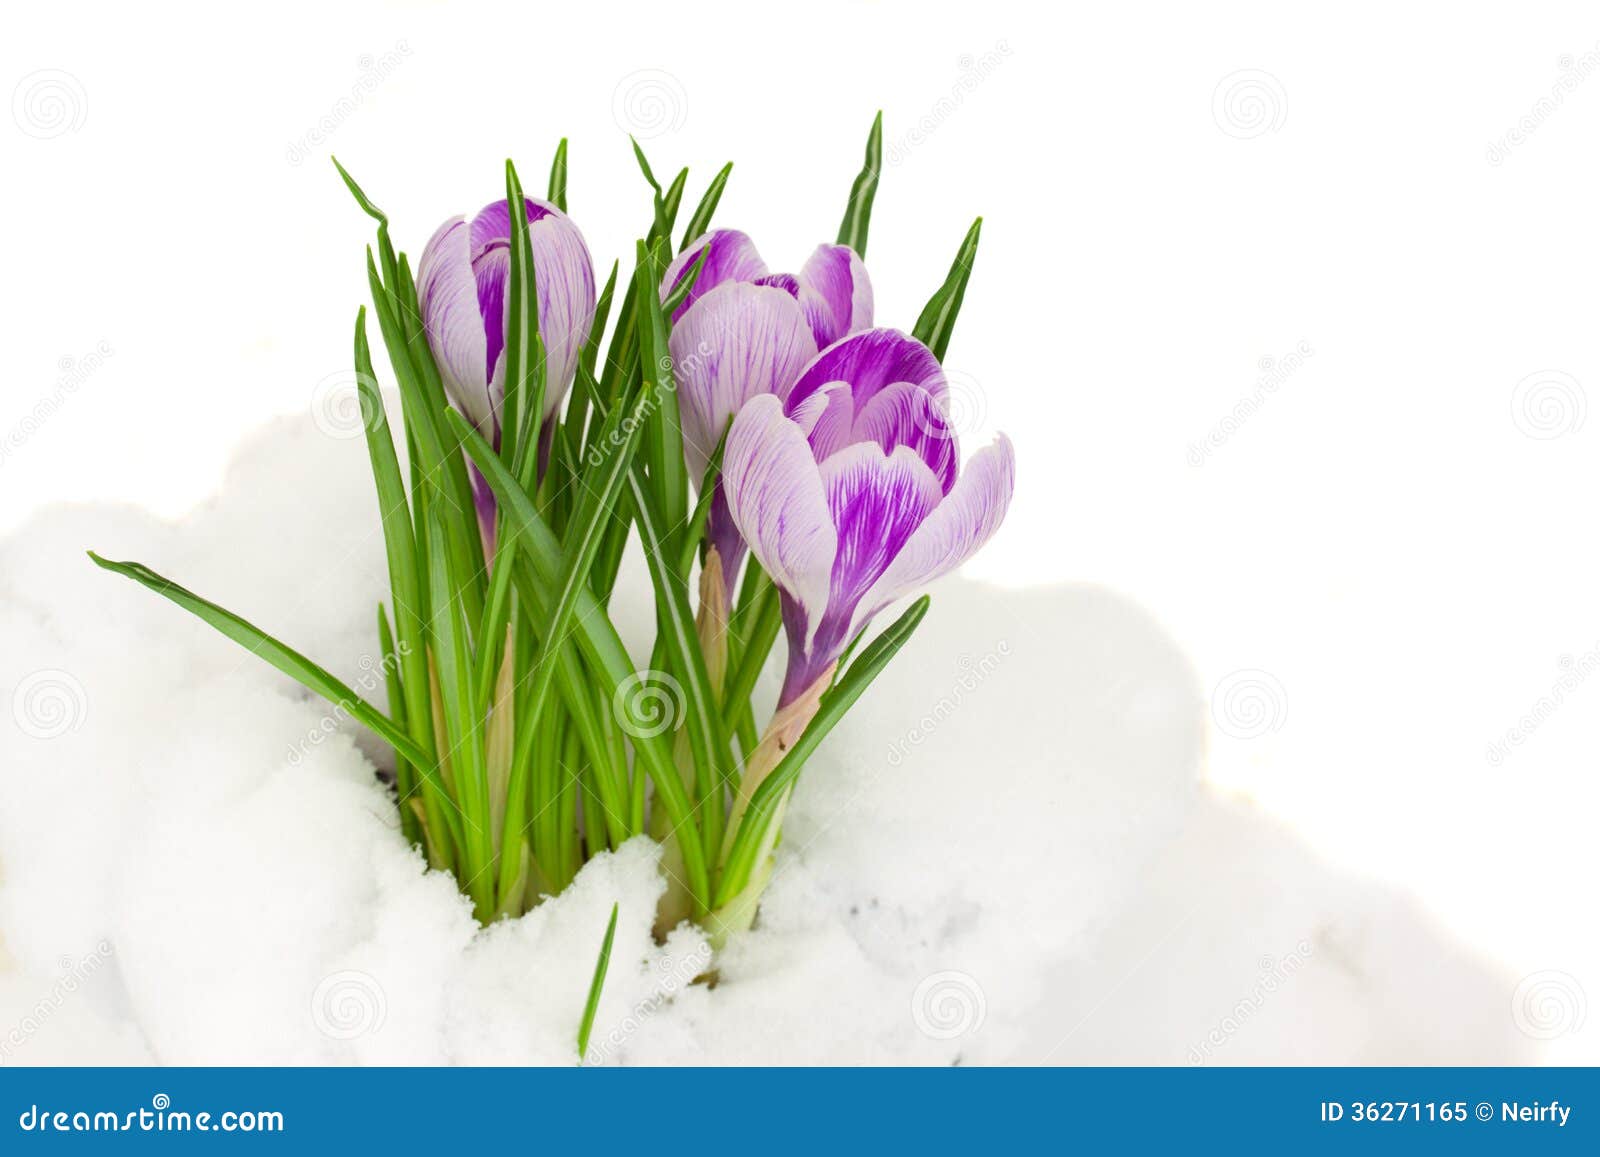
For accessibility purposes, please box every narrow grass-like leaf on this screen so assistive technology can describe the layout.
[501,159,543,471]
[496,382,656,883]
[660,245,708,318]
[354,310,454,856]
[424,513,494,920]
[376,603,420,846]
[659,168,688,243]
[87,553,430,771]
[722,574,779,717]
[680,162,732,251]
[449,411,712,911]
[716,596,930,905]
[911,217,981,362]
[576,902,619,1063]
[629,138,671,244]
[548,138,569,212]
[634,239,688,546]
[678,429,728,577]
[835,111,883,257]
[626,466,731,863]
[332,158,397,286]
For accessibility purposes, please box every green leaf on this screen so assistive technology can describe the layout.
[87,552,430,772]
[722,575,780,719]
[625,462,731,864]
[660,244,708,318]
[577,902,619,1063]
[423,514,494,919]
[716,596,930,905]
[679,162,732,251]
[634,239,688,544]
[835,111,883,257]
[501,159,543,471]
[911,217,981,362]
[660,168,688,242]
[331,157,388,230]
[363,249,486,629]
[678,429,729,577]
[548,138,569,212]
[497,381,657,876]
[354,311,455,856]
[448,410,713,913]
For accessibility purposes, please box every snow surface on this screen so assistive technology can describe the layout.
[0,410,1528,1064]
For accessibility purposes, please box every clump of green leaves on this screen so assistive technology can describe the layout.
[90,115,977,940]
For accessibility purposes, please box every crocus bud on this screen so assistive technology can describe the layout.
[417,198,597,444]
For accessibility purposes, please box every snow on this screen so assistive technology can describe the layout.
[0,409,1530,1064]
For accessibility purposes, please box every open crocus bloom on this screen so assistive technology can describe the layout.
[723,329,1015,708]
[417,198,597,443]
[662,230,873,590]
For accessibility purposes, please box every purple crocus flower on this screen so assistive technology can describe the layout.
[722,329,1015,708]
[660,229,873,591]
[417,199,596,534]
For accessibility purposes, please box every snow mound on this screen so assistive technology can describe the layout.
[0,411,1517,1063]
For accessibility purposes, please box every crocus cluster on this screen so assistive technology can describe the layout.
[96,127,1015,970]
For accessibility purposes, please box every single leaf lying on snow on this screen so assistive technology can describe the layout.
[576,902,619,1063]
[86,552,430,772]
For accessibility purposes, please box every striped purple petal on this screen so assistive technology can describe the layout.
[668,282,818,485]
[852,434,1016,641]
[418,217,495,434]
[722,395,836,644]
[782,330,957,487]
[786,328,947,416]
[794,244,873,348]
[853,381,960,493]
[661,229,769,321]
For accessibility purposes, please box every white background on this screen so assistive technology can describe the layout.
[5,1,1597,1058]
